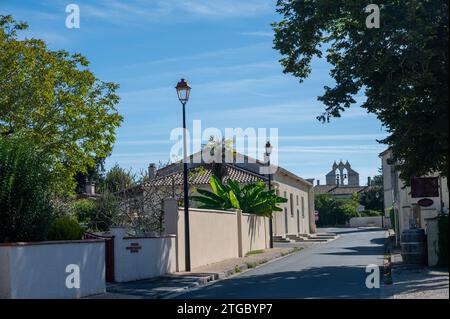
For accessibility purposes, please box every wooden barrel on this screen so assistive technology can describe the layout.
[400,228,426,264]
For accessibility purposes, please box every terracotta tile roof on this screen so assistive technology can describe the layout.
[144,164,267,187]
[314,185,367,195]
[329,186,367,195]
[313,185,337,194]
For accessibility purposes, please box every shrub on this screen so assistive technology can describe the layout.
[0,136,55,242]
[360,209,382,217]
[47,216,84,240]
[72,199,97,228]
[73,193,120,232]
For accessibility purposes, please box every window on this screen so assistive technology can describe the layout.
[290,193,294,217]
[296,195,299,206]
[301,197,305,218]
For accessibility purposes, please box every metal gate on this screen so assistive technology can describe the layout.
[84,232,115,282]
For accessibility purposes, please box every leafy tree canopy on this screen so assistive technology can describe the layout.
[102,164,136,193]
[273,0,449,184]
[359,175,384,212]
[0,15,123,194]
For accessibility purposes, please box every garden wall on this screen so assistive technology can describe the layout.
[349,216,383,228]
[109,228,176,282]
[0,240,105,299]
[164,199,269,271]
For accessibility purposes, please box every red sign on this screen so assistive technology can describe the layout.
[417,198,434,207]
[411,177,439,198]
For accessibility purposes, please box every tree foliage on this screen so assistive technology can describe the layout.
[315,193,360,225]
[273,0,449,184]
[0,15,123,193]
[72,194,120,232]
[0,135,55,242]
[192,175,288,217]
[47,216,84,240]
[359,175,384,212]
[102,164,136,193]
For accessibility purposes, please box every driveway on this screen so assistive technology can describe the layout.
[176,227,387,299]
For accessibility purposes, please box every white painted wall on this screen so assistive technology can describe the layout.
[425,217,439,267]
[110,228,176,283]
[349,216,383,228]
[0,240,105,299]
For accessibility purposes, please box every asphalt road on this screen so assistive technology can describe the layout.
[176,228,387,299]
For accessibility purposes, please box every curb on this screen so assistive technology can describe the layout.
[161,247,305,299]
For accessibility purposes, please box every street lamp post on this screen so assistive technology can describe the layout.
[265,141,274,249]
[176,78,191,271]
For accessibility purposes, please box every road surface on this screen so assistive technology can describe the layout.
[176,228,387,299]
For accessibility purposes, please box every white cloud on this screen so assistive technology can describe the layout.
[240,31,273,37]
[80,0,273,26]
[279,145,385,154]
[279,134,387,141]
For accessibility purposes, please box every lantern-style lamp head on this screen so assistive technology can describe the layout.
[265,141,272,156]
[176,78,191,104]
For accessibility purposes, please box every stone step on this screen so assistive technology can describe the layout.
[273,236,295,243]
[315,233,337,237]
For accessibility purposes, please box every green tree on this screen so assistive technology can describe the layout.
[47,216,84,240]
[273,0,449,185]
[72,193,120,232]
[314,194,338,226]
[359,175,384,212]
[102,164,136,193]
[0,135,55,242]
[314,193,360,225]
[74,157,106,194]
[0,15,123,194]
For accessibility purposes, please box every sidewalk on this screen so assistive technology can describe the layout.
[383,250,449,299]
[88,245,306,299]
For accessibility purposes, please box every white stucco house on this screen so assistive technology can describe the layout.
[379,149,449,236]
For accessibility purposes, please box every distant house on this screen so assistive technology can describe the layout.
[314,185,367,199]
[148,150,316,237]
[117,149,316,238]
[313,161,368,199]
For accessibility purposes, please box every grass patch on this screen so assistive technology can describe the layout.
[245,249,264,257]
[290,246,303,254]
[246,262,258,269]
[234,265,241,273]
[281,246,303,256]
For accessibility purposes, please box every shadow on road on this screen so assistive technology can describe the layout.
[177,266,382,299]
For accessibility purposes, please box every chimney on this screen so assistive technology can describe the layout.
[367,176,371,186]
[316,180,320,186]
[85,182,95,195]
[148,163,157,179]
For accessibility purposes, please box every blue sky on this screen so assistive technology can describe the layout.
[2,0,388,184]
